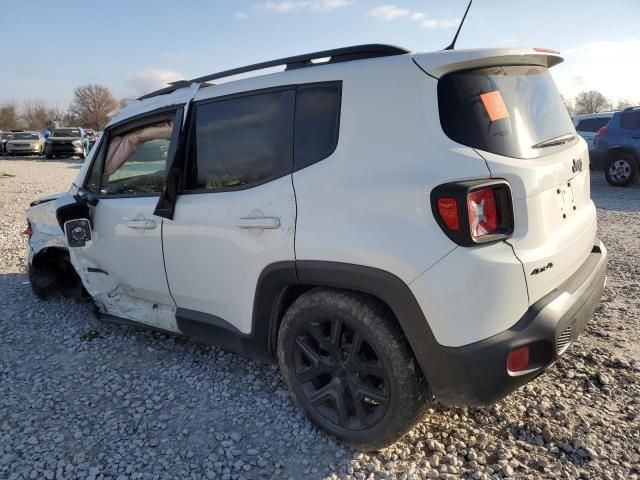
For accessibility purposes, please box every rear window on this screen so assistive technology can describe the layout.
[576,117,610,132]
[438,65,576,159]
[620,111,640,130]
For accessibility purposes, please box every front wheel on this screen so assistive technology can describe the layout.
[277,288,430,450]
[604,154,638,187]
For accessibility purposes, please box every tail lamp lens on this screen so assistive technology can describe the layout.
[436,198,459,230]
[467,188,499,240]
[594,126,608,142]
[432,180,513,246]
[507,345,531,372]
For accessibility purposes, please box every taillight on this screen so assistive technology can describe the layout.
[436,198,459,230]
[593,126,608,145]
[431,180,514,246]
[23,223,33,239]
[467,188,499,240]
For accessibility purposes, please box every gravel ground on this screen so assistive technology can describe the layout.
[0,157,639,480]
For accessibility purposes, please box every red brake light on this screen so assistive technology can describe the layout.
[437,198,459,231]
[507,345,530,372]
[467,188,498,239]
[23,225,32,238]
[595,126,608,138]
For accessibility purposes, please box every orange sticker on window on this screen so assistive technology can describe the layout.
[480,91,509,121]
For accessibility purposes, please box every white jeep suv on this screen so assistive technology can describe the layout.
[25,44,607,449]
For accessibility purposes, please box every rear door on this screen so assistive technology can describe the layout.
[162,88,297,335]
[437,64,597,304]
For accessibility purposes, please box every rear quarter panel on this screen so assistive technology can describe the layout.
[292,56,491,284]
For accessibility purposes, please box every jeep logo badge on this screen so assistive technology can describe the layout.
[572,158,583,173]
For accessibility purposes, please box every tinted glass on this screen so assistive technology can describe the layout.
[186,90,294,190]
[438,65,576,159]
[294,83,341,170]
[620,111,640,130]
[576,117,610,132]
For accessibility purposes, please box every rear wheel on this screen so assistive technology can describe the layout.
[604,153,638,187]
[277,288,430,450]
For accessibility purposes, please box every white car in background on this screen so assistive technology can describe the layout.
[5,131,45,156]
[24,44,607,449]
[573,112,616,150]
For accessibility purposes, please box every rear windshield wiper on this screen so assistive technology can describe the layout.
[531,133,576,149]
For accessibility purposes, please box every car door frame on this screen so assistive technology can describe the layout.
[61,106,186,330]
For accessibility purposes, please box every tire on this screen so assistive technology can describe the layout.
[45,154,53,159]
[604,153,638,187]
[277,288,430,450]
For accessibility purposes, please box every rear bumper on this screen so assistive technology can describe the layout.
[427,240,607,406]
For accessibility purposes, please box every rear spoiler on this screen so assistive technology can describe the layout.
[413,47,563,79]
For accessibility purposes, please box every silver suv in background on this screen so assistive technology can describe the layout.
[573,112,616,151]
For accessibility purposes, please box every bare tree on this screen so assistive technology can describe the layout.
[560,94,575,117]
[21,100,64,131]
[574,90,612,115]
[68,84,118,130]
[614,98,632,111]
[0,102,20,131]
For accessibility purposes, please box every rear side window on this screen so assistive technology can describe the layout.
[186,90,295,191]
[620,111,640,130]
[438,65,576,159]
[576,117,610,132]
[294,83,341,170]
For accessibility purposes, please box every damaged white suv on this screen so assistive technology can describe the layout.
[26,44,607,449]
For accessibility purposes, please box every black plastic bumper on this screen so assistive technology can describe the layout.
[426,241,607,406]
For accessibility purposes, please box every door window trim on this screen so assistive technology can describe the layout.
[82,107,183,199]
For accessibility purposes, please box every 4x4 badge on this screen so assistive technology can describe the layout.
[531,262,554,276]
[572,158,583,173]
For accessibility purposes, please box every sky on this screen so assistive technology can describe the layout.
[0,0,638,108]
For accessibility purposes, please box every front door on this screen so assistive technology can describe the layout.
[71,110,182,332]
[162,89,296,335]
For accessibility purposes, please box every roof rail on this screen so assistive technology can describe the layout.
[622,106,640,112]
[137,44,410,100]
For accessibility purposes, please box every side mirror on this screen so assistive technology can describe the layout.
[64,218,93,248]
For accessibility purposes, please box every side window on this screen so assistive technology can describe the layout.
[620,111,640,130]
[186,90,294,191]
[294,83,341,170]
[85,121,174,196]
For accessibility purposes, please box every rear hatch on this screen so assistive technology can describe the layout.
[415,49,596,304]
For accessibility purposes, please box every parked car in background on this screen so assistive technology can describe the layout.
[0,132,13,153]
[573,112,615,151]
[591,106,640,186]
[85,129,97,150]
[25,45,607,449]
[5,131,45,156]
[44,127,89,159]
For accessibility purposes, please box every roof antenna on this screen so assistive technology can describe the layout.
[444,0,472,50]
